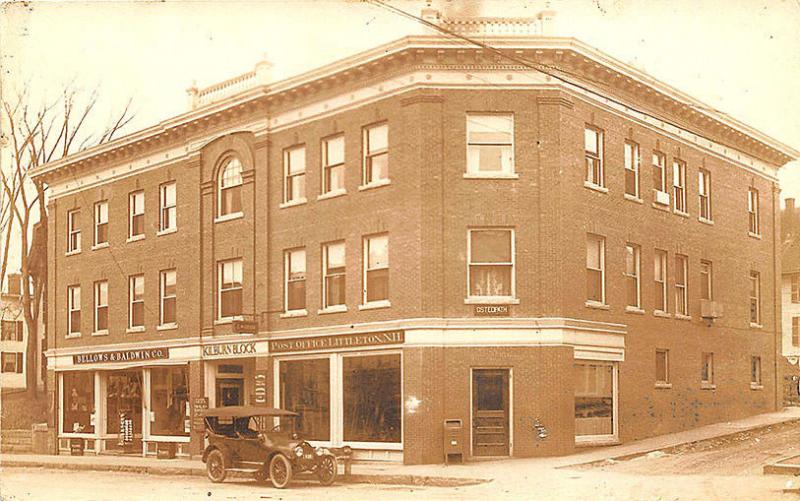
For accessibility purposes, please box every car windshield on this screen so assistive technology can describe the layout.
[206,414,298,437]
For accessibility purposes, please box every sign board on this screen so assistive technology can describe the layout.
[254,370,269,405]
[232,320,259,334]
[191,397,209,432]
[473,305,510,317]
[202,341,257,358]
[73,348,168,365]
[269,330,404,354]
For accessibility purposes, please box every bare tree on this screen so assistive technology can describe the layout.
[0,86,133,397]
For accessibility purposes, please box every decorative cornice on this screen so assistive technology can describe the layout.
[536,95,574,109]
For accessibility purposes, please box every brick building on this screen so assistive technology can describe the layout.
[31,11,799,464]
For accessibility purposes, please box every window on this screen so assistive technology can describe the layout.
[673,160,687,213]
[363,234,389,304]
[218,158,243,217]
[654,249,668,312]
[586,234,605,304]
[128,275,145,329]
[63,372,94,433]
[584,126,604,187]
[94,201,108,246]
[218,260,243,319]
[655,349,669,385]
[793,317,800,347]
[159,182,176,232]
[284,249,306,312]
[748,188,760,235]
[0,321,23,341]
[322,135,345,194]
[343,354,401,443]
[624,141,640,198]
[280,359,330,440]
[468,229,514,299]
[94,281,108,333]
[701,352,714,385]
[466,114,514,176]
[283,145,306,204]
[751,356,762,386]
[322,242,346,309]
[700,260,713,301]
[362,123,388,186]
[160,270,176,326]
[750,271,761,325]
[698,168,712,220]
[67,209,81,253]
[1,353,23,373]
[128,191,145,239]
[68,285,81,336]
[652,151,667,194]
[574,362,616,439]
[792,274,800,303]
[149,366,189,437]
[624,244,641,308]
[675,255,688,316]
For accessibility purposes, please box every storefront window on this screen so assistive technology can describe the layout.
[150,366,189,437]
[106,371,143,448]
[63,372,94,433]
[574,363,614,437]
[280,359,330,441]
[343,354,401,443]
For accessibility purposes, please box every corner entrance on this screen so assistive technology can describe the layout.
[471,368,510,457]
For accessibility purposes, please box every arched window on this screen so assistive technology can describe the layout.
[218,158,243,217]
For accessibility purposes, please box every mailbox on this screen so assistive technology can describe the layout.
[69,437,85,456]
[443,419,464,464]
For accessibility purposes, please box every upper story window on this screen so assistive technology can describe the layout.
[466,114,514,177]
[284,248,306,313]
[654,249,668,313]
[159,182,176,232]
[68,285,81,336]
[748,187,760,236]
[468,229,515,300]
[698,168,712,221]
[652,151,668,195]
[94,201,108,247]
[700,260,713,301]
[322,135,345,195]
[67,209,81,253]
[749,271,761,325]
[1,353,22,374]
[362,123,388,187]
[322,242,346,309]
[218,259,243,320]
[675,254,688,316]
[792,274,800,303]
[129,274,145,329]
[218,158,243,218]
[624,141,640,198]
[363,234,389,304]
[792,317,800,347]
[128,190,145,239]
[673,160,687,214]
[1,320,23,341]
[94,280,108,334]
[586,234,605,304]
[283,145,306,205]
[624,243,641,309]
[160,269,177,326]
[584,126,604,188]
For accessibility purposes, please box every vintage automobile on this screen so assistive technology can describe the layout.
[201,405,338,489]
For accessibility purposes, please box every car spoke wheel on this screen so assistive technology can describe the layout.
[269,454,293,489]
[317,455,338,486]
[206,450,226,483]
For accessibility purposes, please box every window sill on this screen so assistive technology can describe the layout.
[156,227,177,237]
[91,330,109,337]
[699,217,714,226]
[625,306,645,315]
[623,193,643,204]
[317,189,347,201]
[126,326,145,334]
[279,198,307,209]
[462,172,519,180]
[750,322,763,329]
[126,234,145,243]
[750,383,764,391]
[748,231,762,240]
[359,300,391,311]
[653,310,672,318]
[280,309,308,319]
[318,305,348,315]
[585,300,610,310]
[214,316,243,325]
[675,313,692,321]
[65,333,81,339]
[358,178,391,192]
[464,297,520,305]
[215,212,244,224]
[91,242,109,251]
[583,181,608,194]
[701,382,717,390]
[673,209,689,218]
[156,323,178,331]
[655,382,672,389]
[65,249,81,257]
[652,202,670,212]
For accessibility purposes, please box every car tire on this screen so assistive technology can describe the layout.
[317,455,338,486]
[206,449,227,483]
[269,454,293,489]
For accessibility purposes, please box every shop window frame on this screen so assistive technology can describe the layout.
[574,360,619,446]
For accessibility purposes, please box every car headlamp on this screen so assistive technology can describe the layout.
[294,446,304,457]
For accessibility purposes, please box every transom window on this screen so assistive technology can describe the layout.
[748,188,760,235]
[94,201,108,246]
[67,209,81,253]
[652,151,667,194]
[129,191,145,238]
[586,234,605,304]
[624,243,641,308]
[159,182,176,232]
[362,123,388,186]
[363,234,389,304]
[749,271,761,325]
[466,114,514,176]
[160,269,176,326]
[624,141,640,198]
[129,275,145,329]
[673,160,687,213]
[654,249,668,313]
[322,135,345,194]
[218,260,243,319]
[700,260,713,301]
[68,285,81,336]
[468,229,514,299]
[94,280,108,333]
[675,254,688,316]
[698,168,712,221]
[584,126,604,187]
[218,158,243,217]
[284,248,306,312]
[323,242,346,309]
[283,146,306,204]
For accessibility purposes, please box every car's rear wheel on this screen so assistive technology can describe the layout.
[269,454,293,489]
[317,455,338,486]
[206,450,226,483]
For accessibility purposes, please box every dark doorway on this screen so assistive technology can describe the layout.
[472,368,510,457]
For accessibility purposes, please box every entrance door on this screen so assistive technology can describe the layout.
[105,371,143,453]
[216,379,244,407]
[472,369,510,457]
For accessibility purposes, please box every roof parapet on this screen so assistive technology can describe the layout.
[188,58,273,110]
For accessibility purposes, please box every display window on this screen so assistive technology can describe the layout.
[279,358,330,441]
[63,372,95,434]
[574,362,617,442]
[150,366,190,437]
[343,354,401,443]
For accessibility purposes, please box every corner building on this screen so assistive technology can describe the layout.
[33,13,799,464]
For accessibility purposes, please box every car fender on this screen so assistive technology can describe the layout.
[203,444,233,465]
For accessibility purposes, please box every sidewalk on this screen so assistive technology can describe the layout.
[3,407,800,486]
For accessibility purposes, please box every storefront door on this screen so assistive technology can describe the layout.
[106,371,143,453]
[216,379,244,407]
[471,368,510,457]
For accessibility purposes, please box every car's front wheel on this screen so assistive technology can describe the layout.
[206,450,226,483]
[317,455,338,486]
[269,454,293,489]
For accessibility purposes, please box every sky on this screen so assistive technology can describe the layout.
[1,0,800,271]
